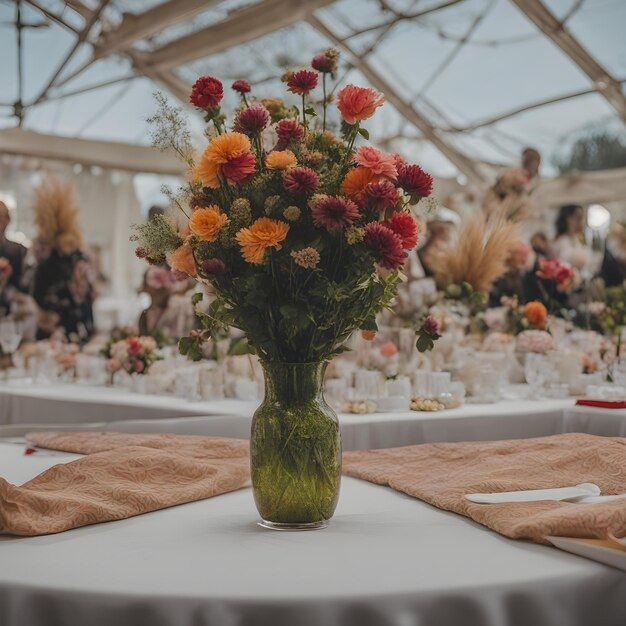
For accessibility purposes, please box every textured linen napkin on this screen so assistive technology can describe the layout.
[0,432,251,536]
[343,432,626,544]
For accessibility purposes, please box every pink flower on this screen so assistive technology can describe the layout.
[365,181,400,211]
[126,337,143,357]
[311,195,360,232]
[363,222,407,270]
[275,119,304,150]
[379,342,398,357]
[285,69,318,95]
[232,79,251,94]
[233,103,270,136]
[397,164,433,198]
[134,360,145,374]
[190,76,223,109]
[353,146,397,180]
[337,84,385,125]
[423,315,439,335]
[283,167,319,195]
[383,212,418,249]
[105,358,122,373]
[536,258,575,288]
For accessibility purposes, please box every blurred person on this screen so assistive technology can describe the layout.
[600,222,626,287]
[551,204,589,271]
[521,147,541,191]
[0,201,27,291]
[530,231,549,260]
[138,266,195,342]
[489,240,533,306]
[418,209,458,277]
[30,178,95,343]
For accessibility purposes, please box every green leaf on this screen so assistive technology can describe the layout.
[191,292,203,306]
[357,127,369,140]
[228,336,252,356]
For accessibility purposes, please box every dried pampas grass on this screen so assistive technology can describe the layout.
[429,214,518,293]
[33,178,83,256]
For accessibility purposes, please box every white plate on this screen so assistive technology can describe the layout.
[547,536,626,572]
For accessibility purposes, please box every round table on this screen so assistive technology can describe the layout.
[0,443,624,626]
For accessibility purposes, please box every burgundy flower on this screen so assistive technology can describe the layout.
[383,212,419,249]
[286,69,318,95]
[363,222,407,270]
[311,195,360,232]
[366,181,400,211]
[275,118,304,150]
[190,76,223,109]
[283,167,319,195]
[233,103,270,136]
[423,315,439,336]
[201,258,226,277]
[232,79,251,94]
[397,164,433,199]
[311,48,338,74]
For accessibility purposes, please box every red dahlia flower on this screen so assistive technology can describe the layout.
[397,164,433,199]
[190,76,223,109]
[231,79,251,94]
[383,212,419,249]
[363,222,407,270]
[286,69,318,95]
[311,48,338,74]
[311,195,360,232]
[275,118,304,150]
[283,167,319,195]
[220,151,257,184]
[366,181,400,211]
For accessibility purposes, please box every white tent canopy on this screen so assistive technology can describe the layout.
[0,0,624,180]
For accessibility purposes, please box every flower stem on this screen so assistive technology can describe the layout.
[322,74,327,131]
[302,94,306,131]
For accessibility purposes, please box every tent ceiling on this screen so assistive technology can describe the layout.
[1,0,624,179]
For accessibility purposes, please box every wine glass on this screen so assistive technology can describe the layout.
[0,319,23,378]
[524,353,551,398]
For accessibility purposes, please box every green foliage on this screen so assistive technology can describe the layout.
[555,131,626,173]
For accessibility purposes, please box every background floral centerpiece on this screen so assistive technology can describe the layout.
[134,49,433,529]
[105,336,160,377]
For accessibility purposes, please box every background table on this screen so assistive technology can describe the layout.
[0,442,624,626]
[2,383,626,450]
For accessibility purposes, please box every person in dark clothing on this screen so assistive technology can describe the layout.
[0,201,27,292]
[600,223,626,287]
[32,249,94,343]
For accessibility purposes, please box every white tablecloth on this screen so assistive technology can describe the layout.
[2,383,626,451]
[0,443,624,626]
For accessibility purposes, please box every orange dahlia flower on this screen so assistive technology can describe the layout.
[340,167,379,200]
[524,301,547,328]
[266,150,297,170]
[167,242,197,277]
[236,217,289,264]
[337,84,385,125]
[189,205,229,242]
[196,133,256,188]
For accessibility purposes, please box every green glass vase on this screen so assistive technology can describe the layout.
[250,361,341,530]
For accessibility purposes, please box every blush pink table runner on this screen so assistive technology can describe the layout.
[0,432,250,536]
[1,431,625,542]
[344,432,626,544]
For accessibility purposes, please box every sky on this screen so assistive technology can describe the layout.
[0,0,625,207]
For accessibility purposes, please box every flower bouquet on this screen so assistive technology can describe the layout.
[105,336,160,377]
[135,49,433,528]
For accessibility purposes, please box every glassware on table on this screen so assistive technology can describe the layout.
[324,377,349,410]
[524,353,557,397]
[0,319,23,375]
